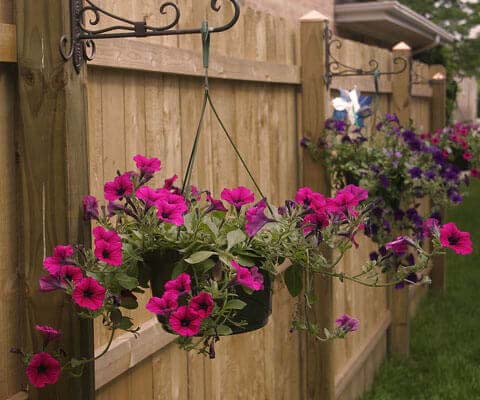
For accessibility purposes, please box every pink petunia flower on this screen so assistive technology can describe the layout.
[136,186,161,208]
[133,154,161,176]
[302,212,330,235]
[463,152,473,161]
[82,195,99,221]
[94,239,123,266]
[26,352,61,388]
[231,261,264,291]
[104,173,133,201]
[72,277,106,311]
[439,222,473,255]
[164,273,191,296]
[35,325,62,345]
[337,185,368,205]
[156,192,188,213]
[156,201,185,226]
[39,274,64,292]
[169,306,203,337]
[43,245,76,275]
[58,265,84,284]
[245,199,275,237]
[93,226,122,246]
[335,314,359,333]
[190,292,215,319]
[422,218,440,239]
[295,187,326,208]
[471,168,480,178]
[163,174,179,190]
[385,236,411,255]
[327,191,357,214]
[146,292,178,316]
[221,186,255,211]
[206,192,228,213]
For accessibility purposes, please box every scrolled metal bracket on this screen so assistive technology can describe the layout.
[323,22,409,90]
[60,0,240,73]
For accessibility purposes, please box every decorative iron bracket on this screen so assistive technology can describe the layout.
[323,23,409,90]
[60,0,240,73]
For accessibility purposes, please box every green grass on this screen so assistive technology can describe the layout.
[362,180,480,400]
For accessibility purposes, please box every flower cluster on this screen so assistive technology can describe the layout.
[15,153,472,389]
[425,122,479,177]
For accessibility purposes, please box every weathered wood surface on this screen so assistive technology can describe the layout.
[15,0,94,399]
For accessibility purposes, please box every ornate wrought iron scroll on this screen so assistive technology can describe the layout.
[60,0,240,72]
[324,23,409,89]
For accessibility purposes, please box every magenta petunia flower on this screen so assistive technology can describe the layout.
[35,325,62,344]
[39,274,64,292]
[94,239,123,266]
[245,199,275,237]
[439,222,473,255]
[43,245,76,275]
[58,265,84,284]
[146,292,178,316]
[463,152,473,161]
[136,186,161,209]
[327,191,357,214]
[104,173,133,201]
[190,292,215,319]
[163,174,179,190]
[72,277,106,311]
[156,200,185,226]
[231,261,264,291]
[337,185,368,205]
[422,218,440,239]
[164,273,191,296]
[221,186,255,211]
[302,212,330,235]
[26,352,61,388]
[82,195,99,221]
[206,192,228,213]
[295,187,326,207]
[93,226,122,245]
[335,314,359,333]
[133,154,161,176]
[169,306,202,337]
[385,236,411,255]
[157,192,188,213]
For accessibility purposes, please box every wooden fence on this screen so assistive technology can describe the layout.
[0,1,446,400]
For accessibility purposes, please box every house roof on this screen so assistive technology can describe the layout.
[335,1,455,50]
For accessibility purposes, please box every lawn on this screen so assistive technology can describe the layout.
[362,180,480,400]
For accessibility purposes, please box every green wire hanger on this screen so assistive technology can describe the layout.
[181,21,274,215]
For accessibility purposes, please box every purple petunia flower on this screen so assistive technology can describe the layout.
[335,314,359,333]
[409,167,423,179]
[245,199,275,237]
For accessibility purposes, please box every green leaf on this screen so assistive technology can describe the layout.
[184,251,217,264]
[121,297,138,310]
[284,265,303,297]
[116,273,139,290]
[171,261,187,279]
[225,299,247,310]
[199,258,216,273]
[216,324,233,336]
[227,229,247,251]
[236,255,256,267]
[202,215,219,236]
[110,309,122,324]
[117,317,133,330]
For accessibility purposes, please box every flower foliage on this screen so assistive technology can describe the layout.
[14,153,471,389]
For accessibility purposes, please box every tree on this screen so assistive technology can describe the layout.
[399,0,480,120]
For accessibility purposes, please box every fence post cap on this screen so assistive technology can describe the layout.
[300,10,329,22]
[432,72,446,80]
[392,42,411,51]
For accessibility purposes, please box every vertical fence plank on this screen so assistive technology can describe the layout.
[429,65,447,293]
[15,1,94,398]
[388,42,412,358]
[300,11,335,400]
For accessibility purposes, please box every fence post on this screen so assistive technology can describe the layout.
[15,1,95,399]
[388,42,412,357]
[429,65,447,293]
[300,11,335,400]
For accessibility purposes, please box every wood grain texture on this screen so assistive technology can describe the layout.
[300,15,335,400]
[15,0,95,398]
[0,64,23,399]
[0,23,16,62]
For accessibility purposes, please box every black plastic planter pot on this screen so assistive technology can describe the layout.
[145,250,272,336]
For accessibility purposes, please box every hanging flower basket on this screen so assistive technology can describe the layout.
[145,249,272,335]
